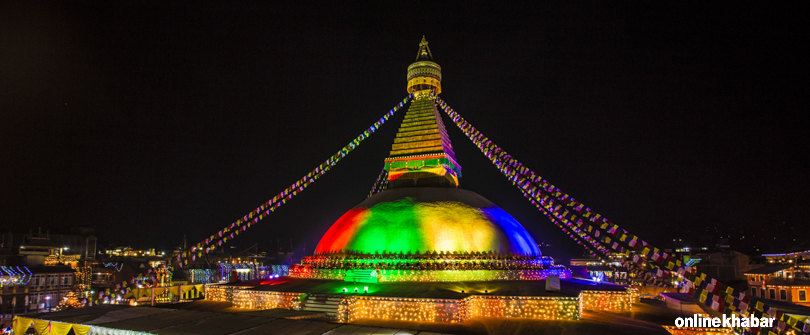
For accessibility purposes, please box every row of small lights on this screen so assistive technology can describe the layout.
[216,287,632,323]
[579,291,633,311]
[233,290,302,310]
[340,295,581,323]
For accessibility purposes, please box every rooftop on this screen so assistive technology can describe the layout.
[744,263,794,275]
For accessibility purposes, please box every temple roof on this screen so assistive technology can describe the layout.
[415,36,434,62]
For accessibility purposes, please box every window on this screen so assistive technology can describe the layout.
[800,290,807,302]
[751,288,757,297]
[769,289,776,299]
[781,290,787,300]
[33,274,46,287]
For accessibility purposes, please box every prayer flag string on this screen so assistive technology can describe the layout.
[368,167,389,198]
[175,94,413,266]
[434,96,807,335]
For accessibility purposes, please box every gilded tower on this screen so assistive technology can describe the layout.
[384,37,461,188]
[406,36,442,100]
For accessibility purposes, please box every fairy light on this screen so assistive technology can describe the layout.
[232,290,303,310]
[211,286,634,322]
[579,291,632,311]
[626,287,640,304]
[343,296,460,323]
[459,296,580,321]
[189,269,218,284]
[53,292,86,311]
[74,265,92,293]
[205,285,236,302]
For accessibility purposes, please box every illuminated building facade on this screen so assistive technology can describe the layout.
[745,250,810,307]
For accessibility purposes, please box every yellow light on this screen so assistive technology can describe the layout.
[207,284,633,323]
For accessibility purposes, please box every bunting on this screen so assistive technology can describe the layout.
[175,95,412,266]
[434,96,808,335]
[368,167,389,197]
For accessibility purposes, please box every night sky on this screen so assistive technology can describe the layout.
[2,2,808,261]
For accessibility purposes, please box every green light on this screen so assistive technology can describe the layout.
[351,200,419,253]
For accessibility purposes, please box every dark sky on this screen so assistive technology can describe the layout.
[1,2,807,260]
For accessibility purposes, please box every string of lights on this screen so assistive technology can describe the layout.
[232,290,303,310]
[579,291,632,311]
[342,296,459,323]
[204,284,235,302]
[189,269,217,284]
[215,286,632,323]
[103,262,124,272]
[0,266,32,285]
[176,95,413,267]
[368,167,389,198]
[435,97,808,334]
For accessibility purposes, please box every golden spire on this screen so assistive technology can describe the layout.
[407,36,442,97]
[415,35,434,61]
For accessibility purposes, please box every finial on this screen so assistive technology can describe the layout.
[415,36,434,61]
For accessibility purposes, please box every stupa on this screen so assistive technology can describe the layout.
[288,37,564,283]
[207,38,633,326]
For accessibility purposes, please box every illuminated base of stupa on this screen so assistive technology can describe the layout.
[205,188,637,323]
[206,276,638,323]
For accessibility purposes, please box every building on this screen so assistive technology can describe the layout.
[745,250,810,307]
[694,249,756,282]
[570,255,629,284]
[1,228,98,263]
[0,264,76,315]
[0,230,89,316]
[23,266,77,312]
